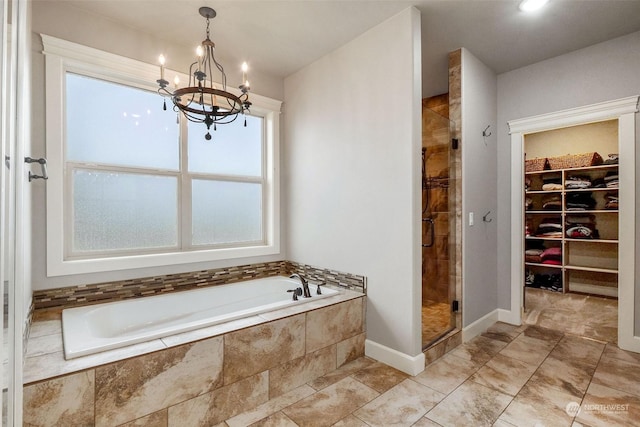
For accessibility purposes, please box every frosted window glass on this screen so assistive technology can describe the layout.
[192,180,262,245]
[72,169,178,252]
[66,73,180,170]
[188,115,262,177]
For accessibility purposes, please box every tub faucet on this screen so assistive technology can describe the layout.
[289,274,312,298]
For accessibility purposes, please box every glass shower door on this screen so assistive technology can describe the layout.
[421,108,456,349]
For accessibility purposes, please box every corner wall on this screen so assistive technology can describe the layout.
[460,49,498,328]
[496,30,640,332]
[283,8,423,367]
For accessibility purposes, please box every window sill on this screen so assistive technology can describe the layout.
[47,243,280,277]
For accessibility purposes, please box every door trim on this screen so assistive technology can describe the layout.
[508,96,639,352]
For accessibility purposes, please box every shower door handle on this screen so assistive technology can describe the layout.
[422,218,435,248]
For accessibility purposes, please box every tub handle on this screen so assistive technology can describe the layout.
[287,287,303,301]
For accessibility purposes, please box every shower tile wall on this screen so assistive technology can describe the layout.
[422,95,451,306]
[449,49,463,333]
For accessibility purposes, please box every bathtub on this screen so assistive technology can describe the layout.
[62,276,339,360]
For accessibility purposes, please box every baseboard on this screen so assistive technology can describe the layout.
[365,339,425,376]
[462,309,499,342]
[618,331,640,354]
[497,308,521,325]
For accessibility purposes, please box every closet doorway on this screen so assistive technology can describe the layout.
[421,103,456,349]
[509,96,639,352]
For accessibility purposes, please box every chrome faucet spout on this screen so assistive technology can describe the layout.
[289,273,312,298]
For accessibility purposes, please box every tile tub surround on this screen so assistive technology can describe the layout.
[32,260,366,310]
[24,292,365,426]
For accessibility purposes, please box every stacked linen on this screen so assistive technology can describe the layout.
[525,248,543,263]
[565,214,599,239]
[603,154,619,165]
[565,175,591,189]
[542,194,562,211]
[541,177,563,191]
[604,171,619,188]
[605,193,618,209]
[535,217,563,238]
[540,247,562,265]
[566,192,596,210]
[591,177,606,188]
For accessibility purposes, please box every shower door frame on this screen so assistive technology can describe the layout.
[421,108,457,349]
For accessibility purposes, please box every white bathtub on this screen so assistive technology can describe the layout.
[62,276,339,360]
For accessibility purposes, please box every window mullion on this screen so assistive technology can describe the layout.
[180,114,192,250]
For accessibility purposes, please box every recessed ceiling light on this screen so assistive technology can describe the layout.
[519,0,549,12]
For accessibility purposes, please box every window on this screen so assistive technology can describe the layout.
[44,35,281,276]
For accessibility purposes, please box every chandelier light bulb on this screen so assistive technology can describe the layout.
[241,62,249,86]
[158,54,166,80]
[519,0,549,12]
[174,75,180,88]
[196,45,204,57]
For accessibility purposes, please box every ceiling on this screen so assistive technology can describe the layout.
[59,0,640,98]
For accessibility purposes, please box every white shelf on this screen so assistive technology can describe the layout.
[525,262,562,269]
[569,283,618,298]
[525,236,562,241]
[524,162,619,298]
[565,265,618,274]
[525,164,619,175]
[565,187,618,193]
[565,238,618,244]
[525,211,561,214]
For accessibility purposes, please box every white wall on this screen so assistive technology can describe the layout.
[30,2,286,290]
[284,8,422,359]
[461,49,498,327]
[496,31,640,330]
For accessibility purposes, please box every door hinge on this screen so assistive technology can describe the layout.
[452,138,459,150]
[452,300,459,312]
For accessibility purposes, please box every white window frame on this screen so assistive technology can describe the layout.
[43,34,282,276]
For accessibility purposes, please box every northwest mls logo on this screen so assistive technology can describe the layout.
[565,402,581,417]
[566,401,630,417]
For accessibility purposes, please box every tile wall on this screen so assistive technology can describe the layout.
[32,260,365,311]
[23,296,366,426]
[448,49,463,333]
[421,96,452,305]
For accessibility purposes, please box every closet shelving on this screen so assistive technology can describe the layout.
[525,163,618,297]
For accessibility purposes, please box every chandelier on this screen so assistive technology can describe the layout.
[156,7,251,140]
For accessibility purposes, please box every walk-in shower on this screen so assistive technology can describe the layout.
[421,107,456,349]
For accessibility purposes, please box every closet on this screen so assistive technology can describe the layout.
[523,120,618,297]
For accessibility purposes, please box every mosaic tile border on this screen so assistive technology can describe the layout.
[288,261,366,293]
[32,260,366,310]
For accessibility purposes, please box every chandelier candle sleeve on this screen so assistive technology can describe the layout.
[159,54,165,81]
[242,62,248,87]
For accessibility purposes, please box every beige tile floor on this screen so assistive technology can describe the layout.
[213,290,639,427]
[523,287,618,343]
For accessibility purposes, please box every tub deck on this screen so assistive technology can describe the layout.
[25,285,364,384]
